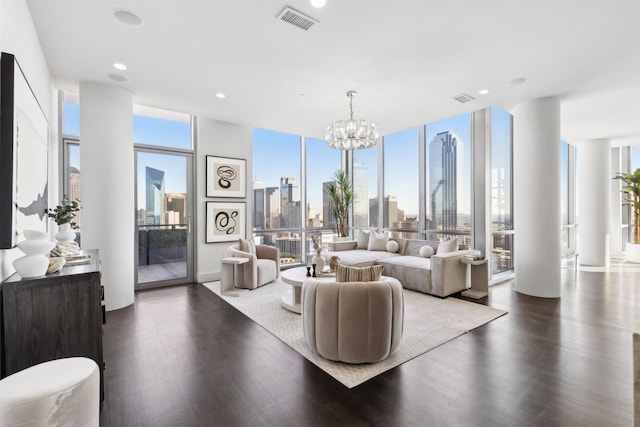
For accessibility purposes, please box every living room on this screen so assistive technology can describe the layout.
[1,1,639,426]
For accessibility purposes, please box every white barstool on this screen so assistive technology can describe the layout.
[0,357,99,427]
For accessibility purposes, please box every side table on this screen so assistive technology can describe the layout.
[461,258,489,299]
[220,257,249,297]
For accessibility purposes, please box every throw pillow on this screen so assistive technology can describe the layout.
[335,264,384,282]
[356,231,370,249]
[238,238,256,255]
[436,238,458,255]
[367,230,389,251]
[386,240,399,253]
[419,245,435,258]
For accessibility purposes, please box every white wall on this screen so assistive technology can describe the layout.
[0,0,56,281]
[195,117,252,283]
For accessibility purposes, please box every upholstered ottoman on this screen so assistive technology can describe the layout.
[0,357,100,426]
[302,278,404,364]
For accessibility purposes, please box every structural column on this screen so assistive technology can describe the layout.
[513,97,561,298]
[576,139,611,266]
[79,83,134,310]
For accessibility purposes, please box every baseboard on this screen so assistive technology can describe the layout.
[197,271,220,283]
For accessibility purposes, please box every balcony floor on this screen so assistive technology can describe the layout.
[138,262,187,284]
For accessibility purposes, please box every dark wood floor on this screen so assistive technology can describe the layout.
[99,262,640,426]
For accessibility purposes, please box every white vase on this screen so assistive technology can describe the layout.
[312,253,325,272]
[13,232,55,278]
[55,223,76,244]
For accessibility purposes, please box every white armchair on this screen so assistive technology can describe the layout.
[225,244,280,289]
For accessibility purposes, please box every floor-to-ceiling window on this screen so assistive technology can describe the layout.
[490,107,514,275]
[383,128,419,239]
[252,128,302,264]
[425,114,471,247]
[305,136,341,255]
[62,92,81,242]
[353,144,379,242]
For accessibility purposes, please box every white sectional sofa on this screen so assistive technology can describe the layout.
[324,237,480,297]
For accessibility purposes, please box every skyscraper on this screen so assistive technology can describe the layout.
[428,131,464,230]
[323,181,334,230]
[145,166,165,225]
[164,193,186,224]
[280,177,299,228]
[253,181,266,230]
[353,162,369,227]
[265,186,279,229]
[383,196,399,228]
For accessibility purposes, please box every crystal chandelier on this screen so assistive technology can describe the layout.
[325,91,379,150]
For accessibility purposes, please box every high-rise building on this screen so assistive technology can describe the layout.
[353,162,369,227]
[69,166,81,228]
[369,197,379,227]
[428,131,464,230]
[322,181,334,230]
[253,181,266,230]
[383,196,399,228]
[145,166,165,225]
[265,186,279,229]
[280,177,299,228]
[163,193,186,224]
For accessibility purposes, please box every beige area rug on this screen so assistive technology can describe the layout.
[203,280,506,388]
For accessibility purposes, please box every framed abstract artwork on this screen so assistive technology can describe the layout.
[205,202,246,243]
[206,155,246,198]
[0,52,49,248]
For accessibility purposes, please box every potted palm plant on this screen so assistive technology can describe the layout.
[614,168,640,262]
[326,169,353,238]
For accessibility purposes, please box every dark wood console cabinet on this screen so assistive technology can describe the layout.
[0,249,104,401]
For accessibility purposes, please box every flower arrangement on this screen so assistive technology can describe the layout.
[45,196,81,228]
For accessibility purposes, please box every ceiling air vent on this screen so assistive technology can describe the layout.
[277,6,318,31]
[453,93,475,103]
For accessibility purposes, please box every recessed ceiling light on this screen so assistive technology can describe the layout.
[508,77,527,86]
[108,74,128,82]
[478,89,490,95]
[311,0,327,7]
[215,93,226,99]
[113,62,127,71]
[114,10,143,26]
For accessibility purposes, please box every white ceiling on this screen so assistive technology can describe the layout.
[27,0,640,144]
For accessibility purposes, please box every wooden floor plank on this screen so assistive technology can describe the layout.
[100,265,637,426]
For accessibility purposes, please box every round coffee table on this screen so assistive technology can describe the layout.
[280,266,335,314]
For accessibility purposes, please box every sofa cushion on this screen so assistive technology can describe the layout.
[386,241,399,253]
[335,264,384,282]
[356,231,370,249]
[368,231,389,251]
[436,238,458,254]
[403,239,439,257]
[419,245,434,258]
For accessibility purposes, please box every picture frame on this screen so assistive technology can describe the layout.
[0,52,49,248]
[205,202,246,243]
[206,155,246,198]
